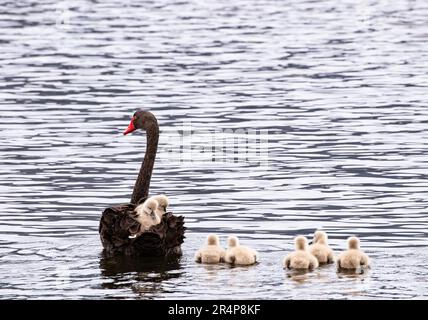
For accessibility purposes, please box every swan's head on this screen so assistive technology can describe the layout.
[295,236,308,251]
[124,110,158,135]
[313,230,328,244]
[151,194,169,212]
[347,237,360,250]
[142,198,159,220]
[207,234,220,246]
[227,236,239,248]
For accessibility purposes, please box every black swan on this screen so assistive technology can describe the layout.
[99,111,185,257]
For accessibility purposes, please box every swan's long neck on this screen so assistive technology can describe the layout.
[131,124,159,204]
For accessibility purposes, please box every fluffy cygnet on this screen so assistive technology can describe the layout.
[195,234,226,264]
[283,236,319,270]
[148,194,169,220]
[337,237,370,270]
[134,198,161,232]
[309,230,335,264]
[225,236,258,266]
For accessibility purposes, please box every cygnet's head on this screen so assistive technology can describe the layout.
[313,230,328,244]
[227,236,239,248]
[207,234,220,246]
[152,194,169,211]
[347,237,360,250]
[143,198,159,219]
[295,236,308,250]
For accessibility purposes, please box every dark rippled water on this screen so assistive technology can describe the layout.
[1,0,427,299]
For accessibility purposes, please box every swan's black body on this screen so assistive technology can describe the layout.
[99,201,185,257]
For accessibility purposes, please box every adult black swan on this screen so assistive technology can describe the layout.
[99,111,185,257]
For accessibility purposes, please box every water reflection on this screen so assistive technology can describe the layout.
[100,253,182,276]
[99,253,182,297]
[285,268,331,285]
[337,268,370,277]
[285,270,311,284]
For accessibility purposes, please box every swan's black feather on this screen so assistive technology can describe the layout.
[99,199,185,257]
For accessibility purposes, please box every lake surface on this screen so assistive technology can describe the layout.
[0,0,427,299]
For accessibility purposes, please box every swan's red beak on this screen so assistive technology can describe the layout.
[123,117,136,135]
